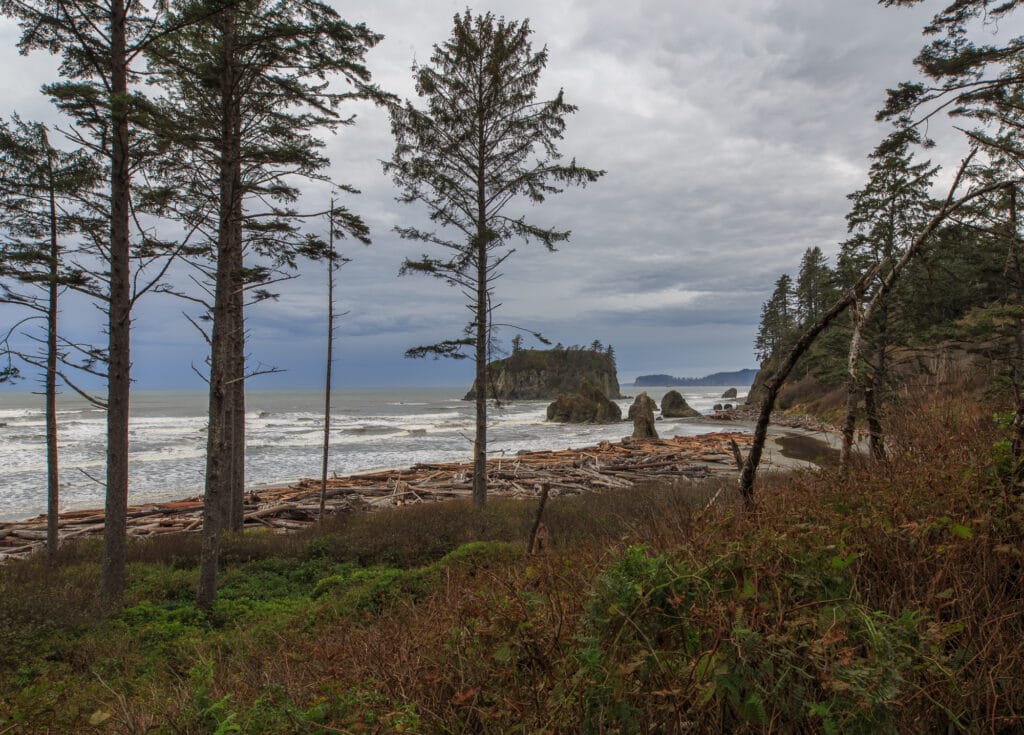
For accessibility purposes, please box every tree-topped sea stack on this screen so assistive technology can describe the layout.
[465,347,621,401]
[546,378,622,423]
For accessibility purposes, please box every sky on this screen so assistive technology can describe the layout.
[0,1,986,389]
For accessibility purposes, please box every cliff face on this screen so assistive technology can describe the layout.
[465,348,622,401]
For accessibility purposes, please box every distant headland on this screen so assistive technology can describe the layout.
[632,369,758,387]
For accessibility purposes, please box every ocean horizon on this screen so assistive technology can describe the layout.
[0,384,749,522]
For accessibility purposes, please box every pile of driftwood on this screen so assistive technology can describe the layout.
[0,432,752,562]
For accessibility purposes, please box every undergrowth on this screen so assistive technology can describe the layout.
[1,393,1022,733]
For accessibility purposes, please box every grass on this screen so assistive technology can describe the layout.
[1,391,1022,732]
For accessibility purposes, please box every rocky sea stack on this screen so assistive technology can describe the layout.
[660,390,702,418]
[465,347,621,401]
[628,392,658,438]
[721,387,738,399]
[546,378,622,423]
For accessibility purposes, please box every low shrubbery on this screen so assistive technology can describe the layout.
[1,393,1022,732]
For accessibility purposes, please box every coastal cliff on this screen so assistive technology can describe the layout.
[465,347,622,401]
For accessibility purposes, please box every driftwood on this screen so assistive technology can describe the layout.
[0,432,761,562]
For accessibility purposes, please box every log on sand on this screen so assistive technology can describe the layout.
[0,432,756,561]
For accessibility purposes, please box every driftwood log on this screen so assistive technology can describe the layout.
[1,432,761,562]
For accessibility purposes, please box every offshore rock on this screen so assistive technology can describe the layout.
[661,390,702,418]
[721,387,738,399]
[629,392,658,439]
[466,348,621,401]
[546,378,623,424]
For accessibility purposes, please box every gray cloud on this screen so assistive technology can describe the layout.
[0,1,984,388]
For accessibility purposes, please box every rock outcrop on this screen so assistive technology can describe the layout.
[466,348,621,401]
[660,390,702,418]
[546,378,623,424]
[721,387,738,399]
[628,392,658,439]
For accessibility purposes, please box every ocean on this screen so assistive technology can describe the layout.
[0,385,748,521]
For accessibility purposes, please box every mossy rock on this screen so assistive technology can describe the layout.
[660,390,701,418]
[721,387,738,399]
[547,378,623,423]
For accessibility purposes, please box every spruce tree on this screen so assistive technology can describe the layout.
[754,274,796,362]
[0,115,100,557]
[795,247,835,324]
[146,0,379,608]
[838,130,938,465]
[385,11,603,508]
[0,0,202,603]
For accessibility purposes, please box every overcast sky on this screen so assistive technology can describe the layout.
[0,1,987,389]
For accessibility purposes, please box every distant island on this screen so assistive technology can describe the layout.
[632,368,758,387]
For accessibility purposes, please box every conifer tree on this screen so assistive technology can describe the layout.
[385,11,603,508]
[0,115,101,557]
[795,247,835,324]
[754,274,796,362]
[838,130,938,465]
[0,0,210,603]
[146,0,379,608]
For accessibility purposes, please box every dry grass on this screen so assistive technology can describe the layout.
[1,390,1022,733]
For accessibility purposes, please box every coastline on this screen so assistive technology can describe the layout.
[0,426,834,562]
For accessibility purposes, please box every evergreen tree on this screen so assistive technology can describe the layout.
[385,11,603,508]
[754,274,796,362]
[0,114,101,557]
[147,0,380,608]
[511,334,524,353]
[0,0,204,603]
[838,130,938,464]
[795,246,835,324]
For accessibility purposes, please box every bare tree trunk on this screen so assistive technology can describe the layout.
[527,483,550,554]
[864,383,885,461]
[472,232,488,509]
[102,0,131,606]
[866,307,888,461]
[199,4,241,610]
[839,308,863,473]
[45,142,59,559]
[472,116,488,510]
[320,202,336,521]
[1006,190,1024,490]
[226,241,245,531]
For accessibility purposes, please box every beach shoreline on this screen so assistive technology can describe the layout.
[0,426,835,561]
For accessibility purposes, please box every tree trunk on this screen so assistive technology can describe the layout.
[472,231,488,509]
[102,0,131,606]
[472,111,488,509]
[839,308,863,473]
[45,142,59,559]
[198,4,241,610]
[226,232,245,531]
[864,383,885,461]
[741,263,885,506]
[866,305,889,461]
[320,203,336,521]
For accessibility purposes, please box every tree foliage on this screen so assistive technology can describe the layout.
[385,11,603,506]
